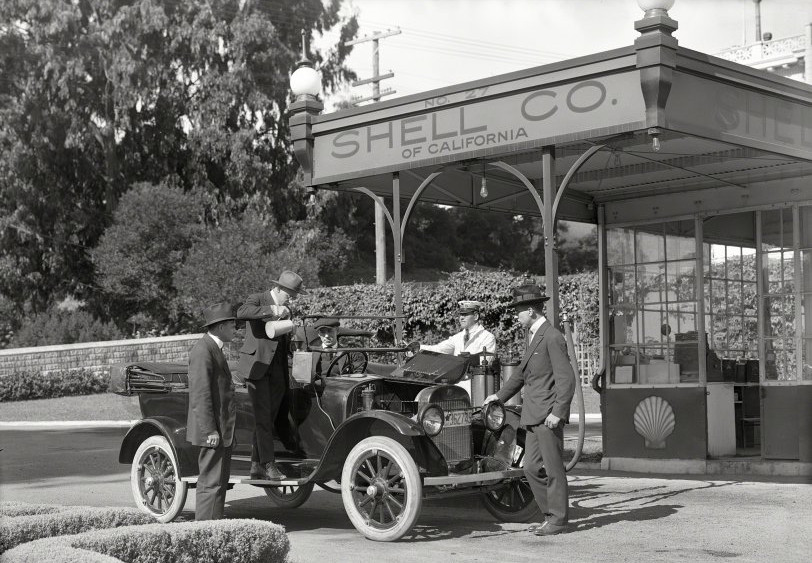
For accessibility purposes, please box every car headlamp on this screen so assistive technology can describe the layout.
[418,404,444,437]
[482,401,506,432]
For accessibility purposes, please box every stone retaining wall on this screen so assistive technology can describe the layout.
[0,334,203,376]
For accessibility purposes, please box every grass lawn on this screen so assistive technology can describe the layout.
[0,393,142,422]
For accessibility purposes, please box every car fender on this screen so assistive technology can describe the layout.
[479,407,525,469]
[307,410,448,483]
[119,417,198,477]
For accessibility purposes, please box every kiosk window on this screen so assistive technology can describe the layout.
[607,220,697,385]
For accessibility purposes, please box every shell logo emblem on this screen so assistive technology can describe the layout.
[633,396,676,449]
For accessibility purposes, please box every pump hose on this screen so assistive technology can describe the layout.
[562,316,586,472]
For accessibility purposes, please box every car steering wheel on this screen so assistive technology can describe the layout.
[326,351,369,376]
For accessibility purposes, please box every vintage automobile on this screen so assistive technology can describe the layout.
[111,316,555,542]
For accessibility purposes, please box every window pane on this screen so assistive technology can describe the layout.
[611,346,638,383]
[610,306,638,345]
[764,296,796,340]
[765,251,795,294]
[742,282,757,316]
[610,265,636,307]
[742,247,757,281]
[800,250,812,295]
[665,220,696,260]
[765,339,796,381]
[637,263,666,304]
[708,244,726,278]
[607,228,634,266]
[802,339,812,381]
[762,207,793,251]
[726,246,742,280]
[667,260,696,302]
[668,307,696,335]
[726,281,743,316]
[636,229,664,263]
[803,293,812,340]
[800,206,812,250]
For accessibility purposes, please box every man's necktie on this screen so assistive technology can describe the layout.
[464,328,470,346]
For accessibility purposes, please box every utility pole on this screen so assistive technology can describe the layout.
[344,28,400,284]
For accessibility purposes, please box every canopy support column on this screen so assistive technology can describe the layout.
[392,172,404,342]
[542,147,560,327]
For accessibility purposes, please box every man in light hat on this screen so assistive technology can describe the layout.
[485,284,575,536]
[186,302,237,520]
[421,300,496,395]
[237,270,306,481]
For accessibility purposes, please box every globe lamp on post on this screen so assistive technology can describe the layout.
[288,29,324,196]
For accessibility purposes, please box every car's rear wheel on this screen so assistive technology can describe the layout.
[341,436,422,542]
[263,482,314,508]
[131,435,187,522]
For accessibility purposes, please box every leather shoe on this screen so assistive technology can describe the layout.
[263,462,287,480]
[527,522,544,533]
[533,521,568,536]
[249,462,265,480]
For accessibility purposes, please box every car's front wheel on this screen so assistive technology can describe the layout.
[263,482,314,508]
[130,435,187,522]
[341,436,422,541]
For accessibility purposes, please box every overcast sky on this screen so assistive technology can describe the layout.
[319,0,812,107]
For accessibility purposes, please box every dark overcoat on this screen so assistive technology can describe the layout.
[186,334,236,447]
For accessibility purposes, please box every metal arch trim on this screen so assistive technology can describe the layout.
[552,144,605,219]
[491,161,545,217]
[401,169,446,244]
[352,187,396,235]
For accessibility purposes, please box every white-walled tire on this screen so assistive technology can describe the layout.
[341,436,422,542]
[130,435,187,522]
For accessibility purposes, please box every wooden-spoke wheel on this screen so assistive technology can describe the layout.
[263,482,314,508]
[131,435,187,522]
[481,477,539,522]
[341,436,422,541]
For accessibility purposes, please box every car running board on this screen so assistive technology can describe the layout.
[181,476,310,486]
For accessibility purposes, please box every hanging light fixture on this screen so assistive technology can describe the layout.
[647,127,662,152]
[480,165,488,198]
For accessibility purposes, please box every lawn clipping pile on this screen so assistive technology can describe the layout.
[0,502,290,563]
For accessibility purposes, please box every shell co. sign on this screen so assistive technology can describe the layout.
[312,71,645,181]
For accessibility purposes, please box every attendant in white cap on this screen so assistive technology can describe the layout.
[421,300,496,395]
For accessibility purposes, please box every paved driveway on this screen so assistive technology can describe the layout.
[1,427,810,562]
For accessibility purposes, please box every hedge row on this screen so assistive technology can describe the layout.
[0,369,108,402]
[3,519,289,563]
[297,268,599,358]
[0,504,153,554]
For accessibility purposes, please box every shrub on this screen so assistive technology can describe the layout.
[11,308,124,348]
[0,504,153,554]
[296,268,600,359]
[3,519,289,563]
[0,369,108,402]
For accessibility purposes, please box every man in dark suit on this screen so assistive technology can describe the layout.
[237,270,305,481]
[485,284,575,536]
[186,302,237,520]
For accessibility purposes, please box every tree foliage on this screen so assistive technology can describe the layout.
[0,0,357,321]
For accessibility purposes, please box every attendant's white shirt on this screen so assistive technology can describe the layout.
[421,323,496,395]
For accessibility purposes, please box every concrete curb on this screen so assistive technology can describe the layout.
[0,420,137,428]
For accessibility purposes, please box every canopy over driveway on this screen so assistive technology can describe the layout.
[290,4,812,473]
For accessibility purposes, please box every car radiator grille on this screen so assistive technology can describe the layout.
[431,400,472,463]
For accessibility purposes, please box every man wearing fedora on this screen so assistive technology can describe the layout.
[187,302,237,520]
[485,284,575,536]
[421,300,496,395]
[237,270,305,481]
